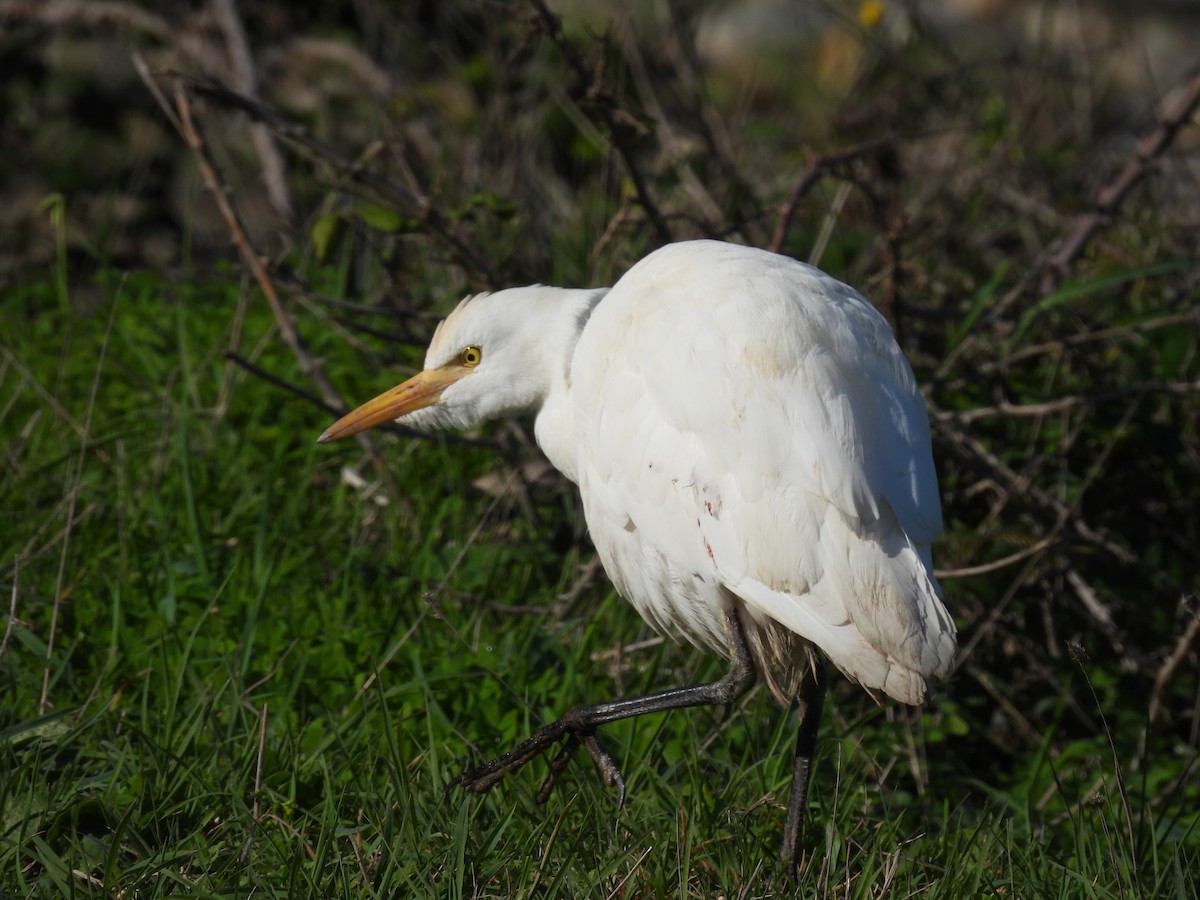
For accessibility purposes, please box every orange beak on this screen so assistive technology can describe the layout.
[317,367,469,443]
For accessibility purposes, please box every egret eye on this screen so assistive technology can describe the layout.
[459,345,482,367]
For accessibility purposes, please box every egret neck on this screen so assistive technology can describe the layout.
[530,287,607,485]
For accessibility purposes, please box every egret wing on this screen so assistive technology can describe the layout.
[572,242,954,703]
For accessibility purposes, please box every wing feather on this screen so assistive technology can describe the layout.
[572,241,955,703]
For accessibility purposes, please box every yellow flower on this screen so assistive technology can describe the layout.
[858,0,885,28]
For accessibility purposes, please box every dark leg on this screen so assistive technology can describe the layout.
[449,608,757,802]
[780,657,827,871]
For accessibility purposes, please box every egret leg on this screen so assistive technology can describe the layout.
[450,608,757,802]
[780,658,827,870]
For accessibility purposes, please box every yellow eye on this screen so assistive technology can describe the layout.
[459,345,482,367]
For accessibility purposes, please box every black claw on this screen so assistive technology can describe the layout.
[610,771,627,809]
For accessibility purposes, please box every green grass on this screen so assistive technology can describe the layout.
[2,264,1195,898]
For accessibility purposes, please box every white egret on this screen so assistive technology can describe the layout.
[318,239,956,866]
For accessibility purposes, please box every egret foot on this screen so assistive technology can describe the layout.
[449,609,757,805]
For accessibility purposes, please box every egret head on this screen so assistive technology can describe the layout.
[318,286,596,442]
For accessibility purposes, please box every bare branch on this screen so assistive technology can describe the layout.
[769,138,893,254]
[211,0,294,223]
[169,82,343,408]
[223,351,492,450]
[524,0,673,244]
[0,0,174,41]
[184,76,499,289]
[1146,599,1200,727]
[930,397,1178,597]
[0,0,215,70]
[935,532,1060,580]
[239,702,269,863]
[937,380,1200,424]
[937,68,1200,380]
[618,18,722,231]
[1065,568,1136,671]
[0,557,18,666]
[1044,72,1200,290]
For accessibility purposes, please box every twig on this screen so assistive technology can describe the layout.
[17,501,96,576]
[770,157,830,256]
[223,351,493,449]
[0,0,215,72]
[168,83,344,407]
[808,180,852,268]
[1065,568,1134,670]
[1146,600,1200,727]
[211,0,293,223]
[768,138,893,254]
[970,667,1037,740]
[69,869,105,889]
[1070,648,1142,898]
[223,350,337,415]
[979,309,1200,372]
[0,344,89,444]
[936,380,1200,424]
[934,532,1059,580]
[589,636,663,664]
[604,844,655,900]
[0,0,174,40]
[0,557,18,665]
[134,61,392,458]
[937,69,1200,382]
[930,398,1176,596]
[354,608,430,702]
[244,639,301,694]
[240,702,269,863]
[40,290,116,712]
[1044,72,1200,291]
[524,0,672,244]
[663,0,765,243]
[618,16,727,233]
[555,556,605,610]
[183,76,498,289]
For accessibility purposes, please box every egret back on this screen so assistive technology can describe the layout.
[569,241,955,704]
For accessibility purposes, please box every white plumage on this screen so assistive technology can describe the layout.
[568,241,954,704]
[319,239,956,862]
